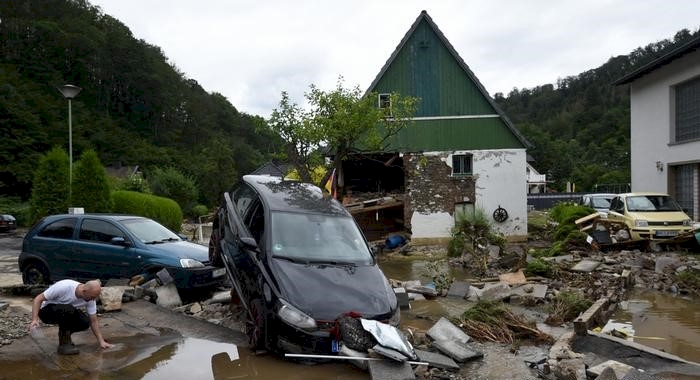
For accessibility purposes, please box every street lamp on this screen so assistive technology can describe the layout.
[58,84,82,203]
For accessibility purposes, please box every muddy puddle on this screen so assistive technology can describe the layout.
[612,289,700,363]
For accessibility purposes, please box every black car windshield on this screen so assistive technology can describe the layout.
[121,218,181,243]
[625,195,683,212]
[270,211,373,265]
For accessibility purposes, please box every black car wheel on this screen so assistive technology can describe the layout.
[246,298,267,351]
[22,261,50,285]
[208,228,223,267]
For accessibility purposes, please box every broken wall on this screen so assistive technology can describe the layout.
[405,152,475,243]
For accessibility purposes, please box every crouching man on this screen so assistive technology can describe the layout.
[28,279,113,355]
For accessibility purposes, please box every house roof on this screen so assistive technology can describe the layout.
[365,10,531,149]
[614,35,700,85]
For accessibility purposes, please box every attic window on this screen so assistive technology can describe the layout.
[452,154,473,176]
[378,93,392,117]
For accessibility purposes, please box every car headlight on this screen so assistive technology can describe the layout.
[683,219,692,226]
[277,299,317,330]
[180,258,205,268]
[634,220,648,227]
[388,307,401,326]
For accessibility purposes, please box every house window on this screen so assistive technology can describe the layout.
[673,163,696,219]
[378,93,392,116]
[675,76,700,143]
[452,154,473,175]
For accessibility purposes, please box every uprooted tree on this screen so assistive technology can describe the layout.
[268,77,419,196]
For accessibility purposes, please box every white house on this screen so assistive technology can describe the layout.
[615,36,700,221]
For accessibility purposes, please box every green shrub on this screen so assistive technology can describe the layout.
[524,258,554,277]
[0,197,31,227]
[549,202,594,224]
[546,291,592,323]
[148,167,198,215]
[111,190,183,232]
[190,204,210,219]
[72,150,113,212]
[29,147,69,222]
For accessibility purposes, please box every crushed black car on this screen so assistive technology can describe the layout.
[209,175,399,354]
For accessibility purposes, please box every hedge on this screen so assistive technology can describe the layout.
[111,190,183,232]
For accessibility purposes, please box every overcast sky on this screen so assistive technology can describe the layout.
[89,0,700,118]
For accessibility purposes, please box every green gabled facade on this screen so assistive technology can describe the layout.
[367,10,530,152]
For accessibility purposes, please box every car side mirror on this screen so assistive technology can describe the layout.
[240,236,258,250]
[110,237,131,247]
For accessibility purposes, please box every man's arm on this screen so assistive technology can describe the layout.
[89,313,113,349]
[28,293,46,331]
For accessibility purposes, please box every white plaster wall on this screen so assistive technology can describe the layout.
[409,149,528,239]
[473,149,528,237]
[629,50,700,193]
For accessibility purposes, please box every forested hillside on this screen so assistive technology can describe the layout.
[494,28,700,191]
[0,0,283,206]
[1,0,699,205]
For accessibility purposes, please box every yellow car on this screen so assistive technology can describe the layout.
[607,192,693,240]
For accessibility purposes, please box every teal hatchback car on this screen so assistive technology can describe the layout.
[18,214,226,290]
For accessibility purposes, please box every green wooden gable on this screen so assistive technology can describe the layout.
[366,11,530,152]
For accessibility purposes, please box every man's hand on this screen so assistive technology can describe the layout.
[28,319,40,332]
[99,340,113,349]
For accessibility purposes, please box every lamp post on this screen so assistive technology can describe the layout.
[58,84,82,203]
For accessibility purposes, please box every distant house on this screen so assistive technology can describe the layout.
[615,36,700,221]
[343,11,531,243]
[527,163,547,194]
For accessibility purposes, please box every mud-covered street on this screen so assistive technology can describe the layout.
[3,226,700,379]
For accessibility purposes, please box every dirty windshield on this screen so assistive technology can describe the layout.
[121,218,181,243]
[625,195,683,212]
[270,212,373,265]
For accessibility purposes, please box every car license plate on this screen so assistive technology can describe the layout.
[332,340,339,353]
[212,268,226,278]
[656,230,678,237]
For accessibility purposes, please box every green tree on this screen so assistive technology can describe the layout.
[148,166,198,215]
[29,147,69,221]
[269,77,419,195]
[72,149,112,212]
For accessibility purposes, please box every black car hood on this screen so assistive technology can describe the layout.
[270,258,397,321]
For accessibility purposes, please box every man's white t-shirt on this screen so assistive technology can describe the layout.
[41,279,97,315]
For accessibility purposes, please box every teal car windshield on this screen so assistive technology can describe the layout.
[121,218,181,243]
[270,212,373,265]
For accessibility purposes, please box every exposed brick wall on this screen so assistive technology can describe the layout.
[404,153,475,231]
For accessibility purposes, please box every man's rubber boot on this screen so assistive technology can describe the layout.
[57,329,79,355]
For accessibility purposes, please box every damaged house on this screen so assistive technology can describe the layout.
[343,11,531,243]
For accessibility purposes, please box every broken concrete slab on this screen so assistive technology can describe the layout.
[498,269,527,285]
[574,297,609,335]
[394,287,410,309]
[372,344,408,362]
[100,286,128,311]
[156,268,174,285]
[154,282,182,308]
[414,349,459,370]
[446,281,469,299]
[595,366,619,380]
[571,259,602,272]
[478,282,511,301]
[431,339,483,363]
[510,283,548,299]
[0,301,8,311]
[587,359,634,379]
[426,317,470,345]
[204,290,232,304]
[368,359,416,380]
[339,344,369,371]
[405,285,438,298]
